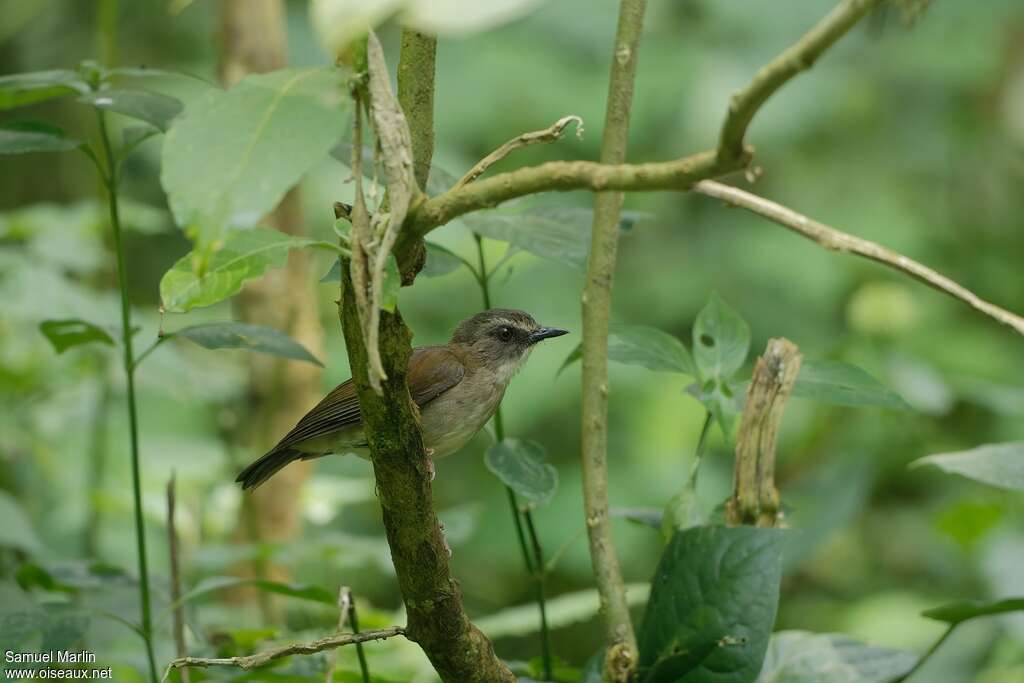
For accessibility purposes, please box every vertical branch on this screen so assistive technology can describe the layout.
[166,473,189,683]
[397,28,437,191]
[219,0,325,603]
[581,1,647,680]
[726,338,802,527]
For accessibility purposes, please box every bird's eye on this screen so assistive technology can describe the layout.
[496,325,513,341]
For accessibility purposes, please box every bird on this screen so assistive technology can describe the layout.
[236,309,568,489]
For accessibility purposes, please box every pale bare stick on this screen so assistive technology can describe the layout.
[693,180,1024,337]
[161,627,406,681]
[455,115,584,189]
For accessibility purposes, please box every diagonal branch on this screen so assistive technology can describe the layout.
[717,0,884,162]
[693,180,1024,337]
[160,627,406,681]
[455,115,584,189]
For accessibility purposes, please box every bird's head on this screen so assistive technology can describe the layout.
[451,309,568,381]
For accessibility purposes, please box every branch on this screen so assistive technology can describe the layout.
[337,262,516,682]
[397,28,437,191]
[404,147,744,239]
[727,338,802,527]
[161,627,406,681]
[693,180,1024,337]
[454,115,584,188]
[717,0,884,162]
[582,1,646,680]
[166,474,189,683]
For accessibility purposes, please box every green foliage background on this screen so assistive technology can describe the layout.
[1,0,1022,681]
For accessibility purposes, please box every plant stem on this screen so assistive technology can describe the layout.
[689,412,714,485]
[347,593,371,683]
[474,233,553,680]
[889,624,956,683]
[581,1,647,680]
[96,110,158,683]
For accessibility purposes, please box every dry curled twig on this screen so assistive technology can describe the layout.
[161,627,406,681]
[455,115,584,189]
[694,180,1024,337]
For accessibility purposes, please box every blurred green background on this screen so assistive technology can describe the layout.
[1,1,1023,681]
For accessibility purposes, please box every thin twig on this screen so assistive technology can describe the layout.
[166,473,189,683]
[455,115,584,189]
[888,624,956,683]
[161,627,406,681]
[718,0,884,161]
[694,180,1024,337]
[582,1,647,681]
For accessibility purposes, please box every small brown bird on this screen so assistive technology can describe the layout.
[236,309,568,489]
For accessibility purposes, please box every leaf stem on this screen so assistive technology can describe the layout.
[475,232,553,680]
[96,109,158,683]
[889,624,956,683]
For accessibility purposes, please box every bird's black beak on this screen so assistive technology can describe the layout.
[529,327,569,344]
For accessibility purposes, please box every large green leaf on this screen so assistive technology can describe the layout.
[0,121,81,155]
[0,492,43,554]
[171,322,323,366]
[464,207,644,271]
[0,70,89,110]
[80,88,183,131]
[420,242,466,278]
[910,442,1024,491]
[484,438,558,509]
[558,323,695,376]
[756,631,916,683]
[921,598,1024,625]
[174,576,336,608]
[161,67,350,243]
[692,293,750,382]
[159,227,332,312]
[39,319,115,354]
[793,360,909,410]
[637,525,784,683]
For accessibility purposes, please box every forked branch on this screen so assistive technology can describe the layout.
[693,180,1024,337]
[455,115,584,188]
[718,0,884,161]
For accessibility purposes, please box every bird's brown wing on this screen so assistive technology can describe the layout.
[269,345,465,453]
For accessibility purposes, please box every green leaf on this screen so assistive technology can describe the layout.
[159,227,328,312]
[474,583,650,639]
[0,70,89,110]
[175,576,336,608]
[661,481,704,539]
[464,207,645,271]
[610,507,663,530]
[756,631,917,683]
[692,293,750,382]
[484,438,558,509]
[320,259,342,284]
[637,525,784,683]
[921,598,1024,625]
[119,124,159,160]
[0,492,43,554]
[421,242,466,278]
[39,319,115,354]
[161,67,350,244]
[557,324,695,377]
[685,380,741,441]
[79,89,183,131]
[0,121,81,155]
[171,322,323,366]
[793,360,909,410]
[910,442,1024,491]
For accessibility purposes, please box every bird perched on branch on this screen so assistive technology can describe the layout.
[237,309,568,489]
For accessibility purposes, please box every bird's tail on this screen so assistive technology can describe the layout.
[236,448,302,490]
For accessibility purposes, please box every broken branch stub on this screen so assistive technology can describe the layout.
[727,338,802,527]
